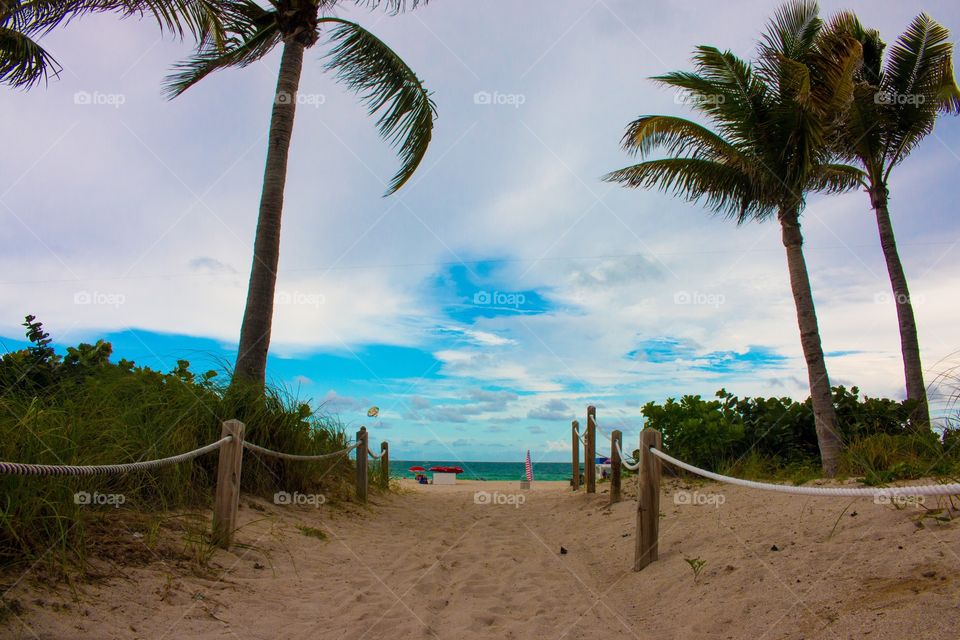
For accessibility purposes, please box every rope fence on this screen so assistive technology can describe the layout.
[244,441,359,462]
[572,407,960,573]
[0,436,232,477]
[650,447,960,498]
[0,419,388,549]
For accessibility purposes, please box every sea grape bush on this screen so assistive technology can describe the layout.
[642,387,944,474]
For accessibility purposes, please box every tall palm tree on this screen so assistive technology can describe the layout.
[604,1,863,476]
[165,0,436,390]
[827,12,960,432]
[1,0,225,89]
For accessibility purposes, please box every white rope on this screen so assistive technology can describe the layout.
[615,441,641,470]
[649,447,960,497]
[0,436,233,477]
[367,448,382,460]
[243,441,358,462]
[573,428,586,445]
[592,418,612,441]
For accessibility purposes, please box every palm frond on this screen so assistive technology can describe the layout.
[164,0,279,98]
[807,162,864,193]
[12,0,228,44]
[603,158,776,223]
[620,115,743,163]
[758,0,821,65]
[0,23,58,88]
[886,13,953,100]
[322,17,436,194]
[881,13,960,165]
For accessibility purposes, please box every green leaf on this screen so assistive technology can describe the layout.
[322,18,436,194]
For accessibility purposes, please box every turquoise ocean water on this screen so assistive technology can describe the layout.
[394,460,578,481]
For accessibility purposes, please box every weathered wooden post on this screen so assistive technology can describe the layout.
[586,406,596,494]
[379,441,389,489]
[610,429,622,504]
[634,428,662,571]
[212,419,245,549]
[356,426,368,503]
[571,420,580,491]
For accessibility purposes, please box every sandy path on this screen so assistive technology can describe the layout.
[8,478,960,639]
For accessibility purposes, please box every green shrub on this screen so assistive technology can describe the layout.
[0,317,354,572]
[642,385,948,480]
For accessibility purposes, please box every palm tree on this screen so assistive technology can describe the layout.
[827,12,960,432]
[1,0,224,89]
[604,0,863,476]
[165,0,436,390]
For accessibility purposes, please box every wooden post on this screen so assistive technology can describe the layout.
[586,406,596,494]
[356,427,368,503]
[212,419,245,549]
[379,441,389,489]
[634,428,662,571]
[571,420,580,491]
[610,429,622,504]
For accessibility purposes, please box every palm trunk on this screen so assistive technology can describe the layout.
[868,183,930,431]
[780,210,842,476]
[233,40,305,388]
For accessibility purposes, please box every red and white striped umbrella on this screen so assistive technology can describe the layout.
[524,450,533,482]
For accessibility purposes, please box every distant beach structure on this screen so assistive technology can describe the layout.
[396,461,570,481]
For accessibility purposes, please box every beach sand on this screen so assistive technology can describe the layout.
[6,477,960,639]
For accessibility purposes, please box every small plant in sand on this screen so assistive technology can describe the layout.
[298,526,327,540]
[684,556,707,583]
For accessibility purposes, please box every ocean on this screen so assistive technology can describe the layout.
[394,460,578,482]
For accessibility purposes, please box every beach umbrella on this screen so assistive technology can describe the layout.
[429,466,463,473]
[525,450,533,482]
[408,466,426,472]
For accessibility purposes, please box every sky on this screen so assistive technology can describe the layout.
[2,0,959,462]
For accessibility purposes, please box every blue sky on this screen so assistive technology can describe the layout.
[2,1,959,461]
